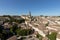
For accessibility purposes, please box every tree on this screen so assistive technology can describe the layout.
[2,29,13,40]
[17,18,25,23]
[45,22,49,27]
[0,25,4,33]
[16,29,33,36]
[10,24,18,35]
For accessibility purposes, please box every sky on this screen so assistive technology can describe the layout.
[0,0,60,16]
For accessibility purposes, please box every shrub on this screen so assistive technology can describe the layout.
[47,32,57,40]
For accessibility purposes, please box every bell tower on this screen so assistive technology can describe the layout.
[29,11,31,18]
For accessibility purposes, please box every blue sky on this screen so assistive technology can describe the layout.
[0,0,60,16]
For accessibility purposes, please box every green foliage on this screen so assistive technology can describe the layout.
[17,18,25,23]
[3,15,25,23]
[36,34,43,40]
[10,24,18,35]
[10,27,14,33]
[47,32,57,40]
[1,29,13,40]
[0,25,3,33]
[45,16,48,18]
[0,33,5,40]
[16,29,32,36]
[9,17,25,23]
[45,22,49,27]
[0,27,2,33]
[2,30,7,34]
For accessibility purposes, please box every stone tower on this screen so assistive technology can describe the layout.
[28,11,32,22]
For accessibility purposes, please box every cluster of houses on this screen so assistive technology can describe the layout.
[0,13,60,40]
[21,14,60,40]
[0,15,35,40]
